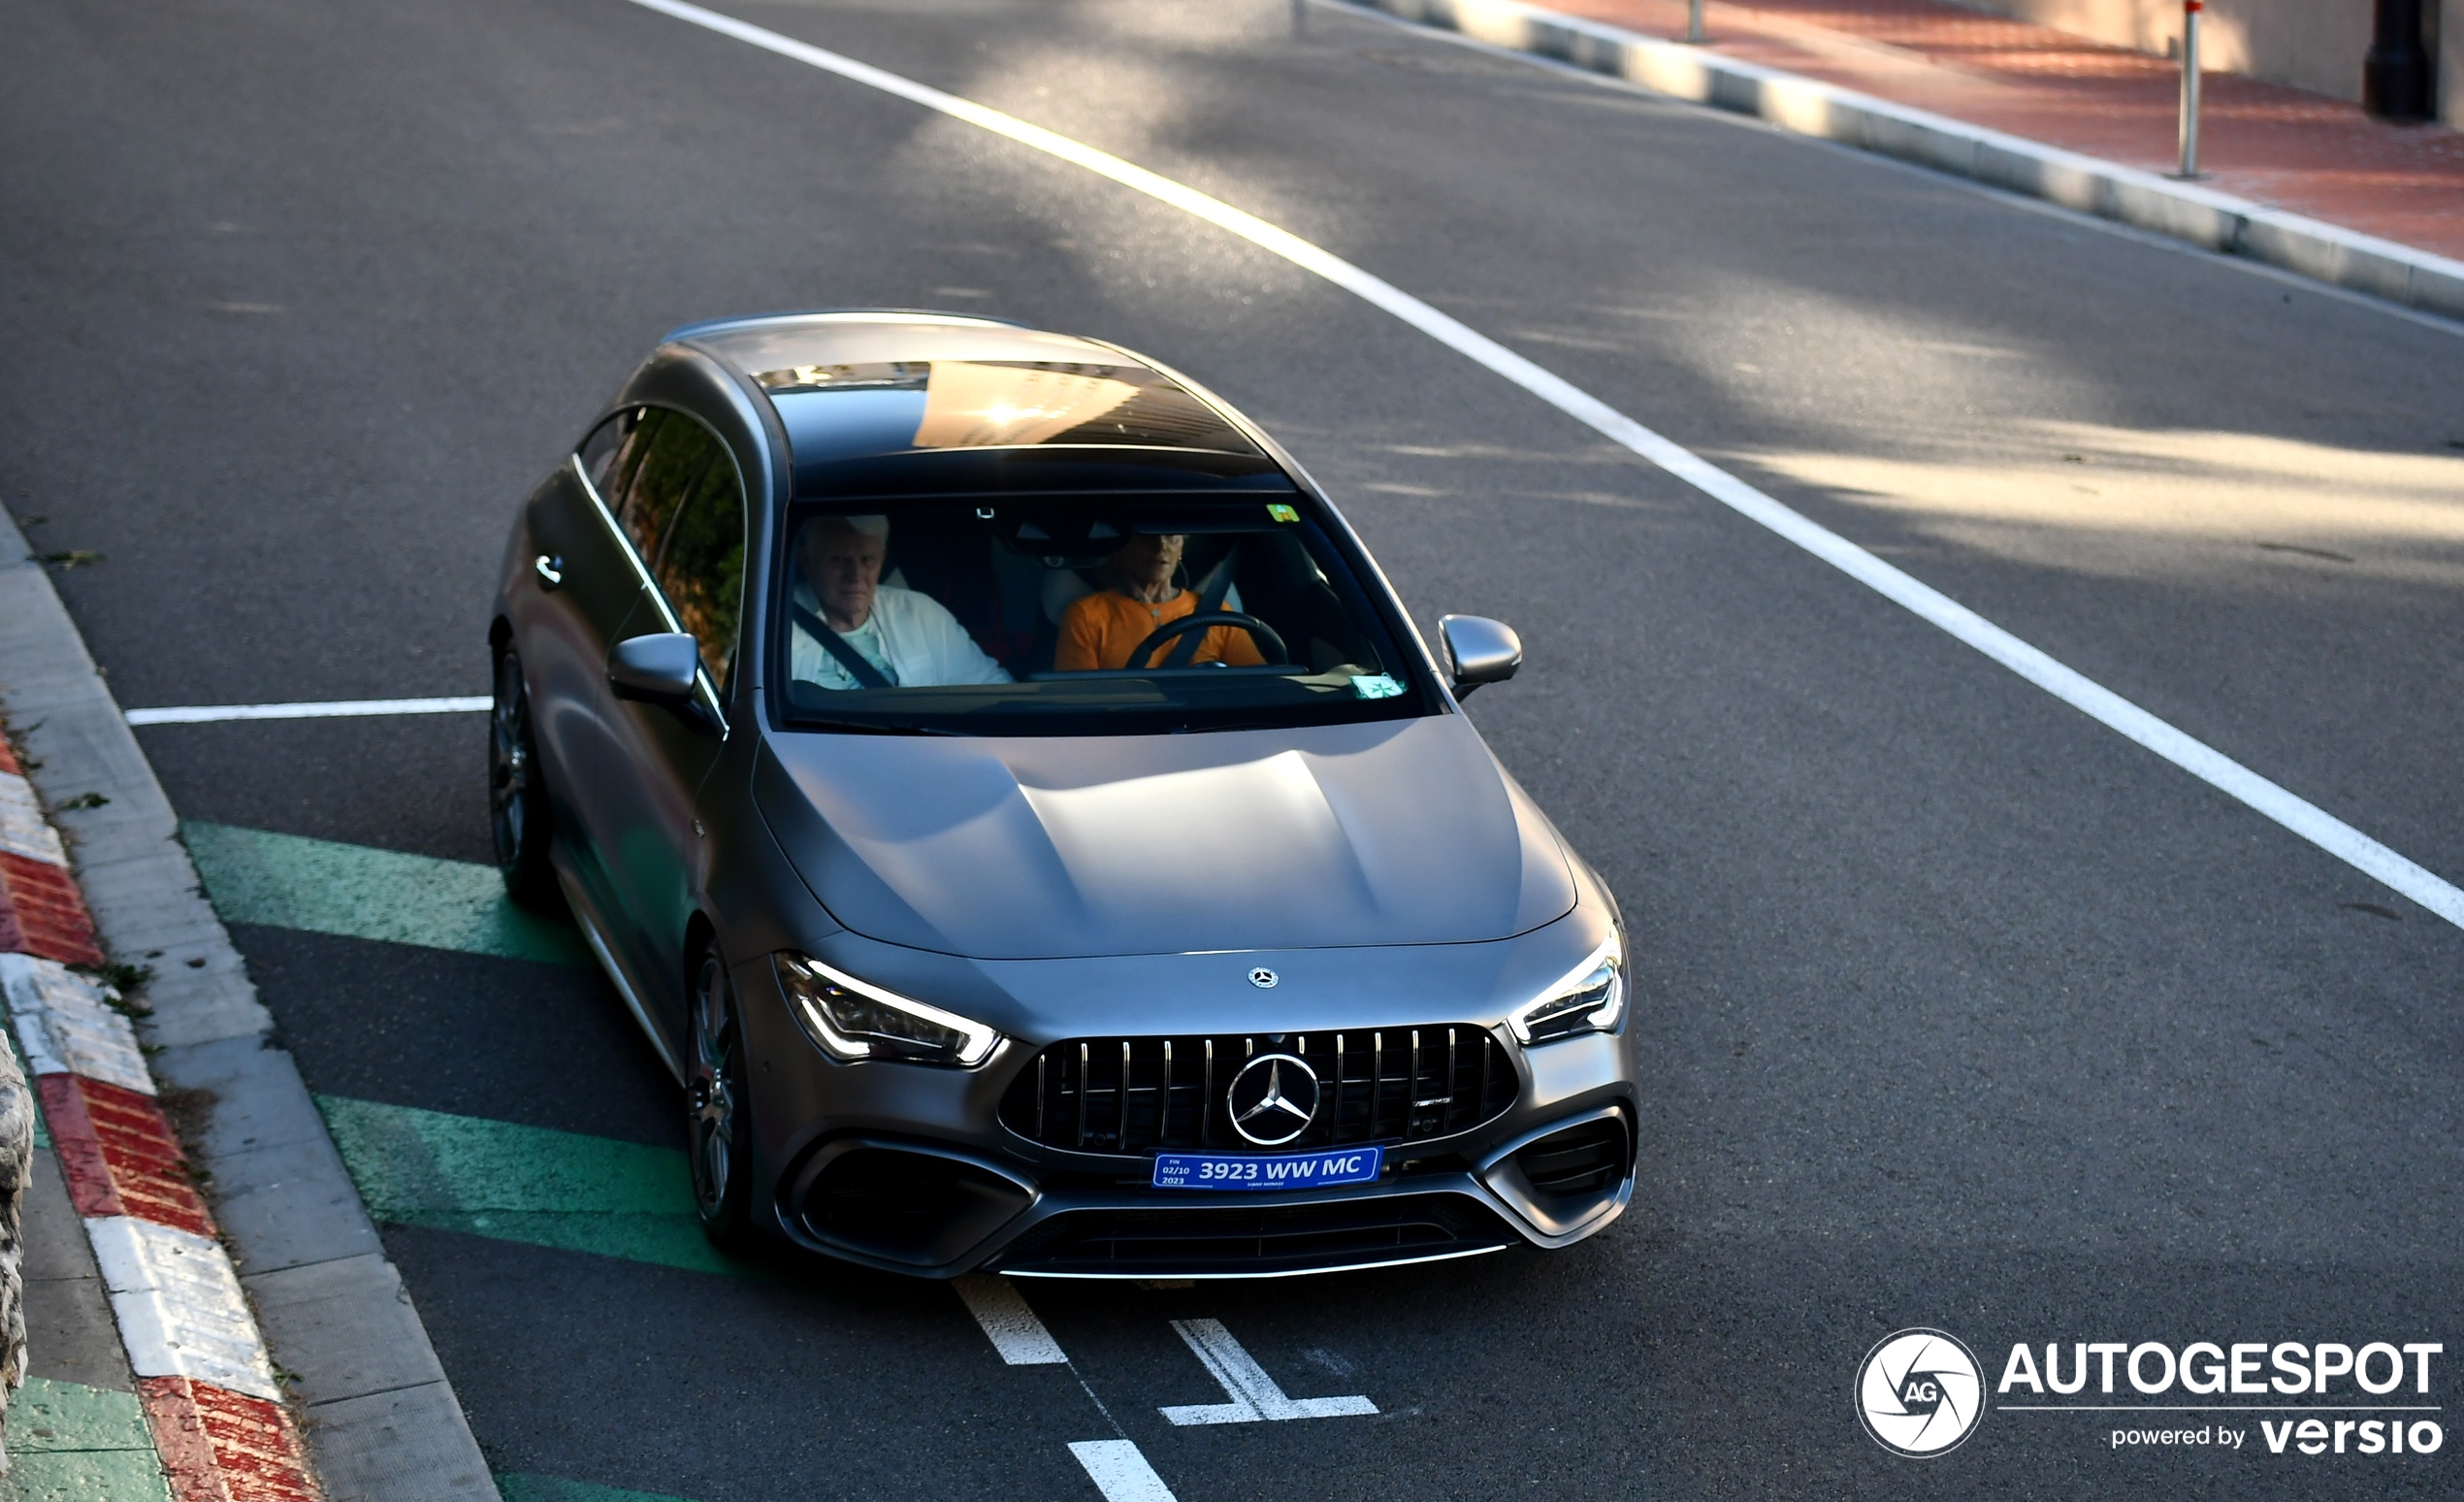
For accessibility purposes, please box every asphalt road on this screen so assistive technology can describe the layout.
[5,0,2461,1496]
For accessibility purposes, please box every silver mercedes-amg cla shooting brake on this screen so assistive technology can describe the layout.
[490,310,1637,1279]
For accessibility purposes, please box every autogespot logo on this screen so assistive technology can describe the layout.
[1857,1328,1987,1457]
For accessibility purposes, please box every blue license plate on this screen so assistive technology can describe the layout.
[1151,1146,1383,1192]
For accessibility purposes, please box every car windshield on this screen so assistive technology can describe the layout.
[770,496,1432,735]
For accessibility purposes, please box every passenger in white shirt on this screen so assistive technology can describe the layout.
[791,513,1011,690]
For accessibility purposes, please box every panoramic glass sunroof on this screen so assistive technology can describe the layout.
[758,360,1261,464]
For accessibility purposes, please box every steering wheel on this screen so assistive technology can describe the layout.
[1127,611,1288,669]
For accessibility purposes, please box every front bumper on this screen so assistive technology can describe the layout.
[738,938,1639,1277]
[992,1104,1637,1279]
[774,1109,1634,1279]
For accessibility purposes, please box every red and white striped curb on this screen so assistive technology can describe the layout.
[0,735,320,1502]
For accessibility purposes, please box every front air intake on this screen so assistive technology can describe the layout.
[995,1192,1515,1277]
[792,1145,1032,1268]
[1512,1116,1627,1202]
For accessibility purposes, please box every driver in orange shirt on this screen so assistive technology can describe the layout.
[1055,534,1269,671]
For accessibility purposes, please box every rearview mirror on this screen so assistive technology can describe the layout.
[608,633,701,708]
[1439,615,1521,698]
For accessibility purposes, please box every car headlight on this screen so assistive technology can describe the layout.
[1507,937,1625,1045]
[772,953,1003,1067]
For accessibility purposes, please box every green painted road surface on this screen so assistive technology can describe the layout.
[317,1094,746,1278]
[180,823,742,1493]
[183,821,588,966]
[0,1376,697,1502]
[1,1378,172,1502]
[180,826,744,1274]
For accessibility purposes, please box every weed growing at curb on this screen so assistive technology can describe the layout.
[2,723,42,772]
[56,791,109,810]
[69,960,154,1013]
[35,550,104,569]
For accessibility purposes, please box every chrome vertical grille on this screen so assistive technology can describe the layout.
[999,1028,1517,1155]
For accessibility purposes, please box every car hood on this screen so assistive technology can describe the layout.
[752,716,1577,960]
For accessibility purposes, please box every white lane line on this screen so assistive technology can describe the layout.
[618,0,2464,931]
[1067,1440,1180,1502]
[953,1273,1069,1364]
[125,696,491,725]
[1161,1319,1378,1424]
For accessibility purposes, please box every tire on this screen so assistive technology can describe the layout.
[688,951,757,1252]
[489,644,562,911]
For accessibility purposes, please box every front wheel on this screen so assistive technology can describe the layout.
[688,952,756,1251]
[490,645,562,910]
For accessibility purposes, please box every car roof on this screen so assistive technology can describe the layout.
[661,311,1285,498]
[666,310,1102,375]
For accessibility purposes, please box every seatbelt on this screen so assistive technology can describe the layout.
[794,604,894,689]
[1160,542,1241,669]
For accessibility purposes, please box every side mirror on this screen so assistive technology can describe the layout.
[1439,615,1522,698]
[608,633,701,708]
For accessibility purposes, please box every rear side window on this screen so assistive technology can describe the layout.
[576,408,640,497]
[655,453,748,692]
[613,414,706,559]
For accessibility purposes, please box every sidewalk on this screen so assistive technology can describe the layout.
[1348,0,2464,315]
[0,735,317,1500]
[1540,0,2464,262]
[14,1076,173,1502]
[0,515,496,1500]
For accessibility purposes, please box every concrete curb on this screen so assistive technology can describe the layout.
[0,518,500,1502]
[0,827,315,1499]
[1339,0,2464,322]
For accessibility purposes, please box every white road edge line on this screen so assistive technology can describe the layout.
[622,0,2464,931]
[1067,1439,1180,1502]
[124,696,491,725]
[953,1273,1070,1364]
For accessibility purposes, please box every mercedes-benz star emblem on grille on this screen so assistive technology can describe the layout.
[1226,1053,1318,1147]
[1248,967,1279,989]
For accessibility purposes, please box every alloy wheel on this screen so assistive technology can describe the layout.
[489,650,532,870]
[689,957,737,1221]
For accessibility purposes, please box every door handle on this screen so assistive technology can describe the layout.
[535,554,565,590]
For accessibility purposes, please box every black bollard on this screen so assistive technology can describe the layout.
[2363,0,2434,121]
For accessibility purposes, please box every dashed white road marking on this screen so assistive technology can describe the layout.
[124,696,491,725]
[1068,1440,1180,1502]
[1161,1318,1378,1424]
[617,0,2464,931]
[954,1274,1070,1365]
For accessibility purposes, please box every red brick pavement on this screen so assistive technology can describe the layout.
[140,1378,323,1502]
[1539,0,2464,261]
[0,730,107,963]
[0,849,106,964]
